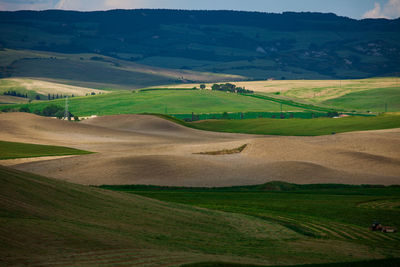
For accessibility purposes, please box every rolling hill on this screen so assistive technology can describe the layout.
[0,165,295,266]
[158,78,400,113]
[1,165,399,266]
[0,9,399,87]
[0,77,107,103]
[0,49,242,89]
[1,112,399,187]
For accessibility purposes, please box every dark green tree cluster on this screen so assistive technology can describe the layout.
[3,91,28,98]
[327,111,339,118]
[33,104,74,119]
[211,83,253,94]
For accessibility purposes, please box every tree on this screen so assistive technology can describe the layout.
[211,84,220,91]
[19,107,30,113]
[35,95,40,100]
[200,84,206,90]
[42,105,63,117]
[327,111,339,118]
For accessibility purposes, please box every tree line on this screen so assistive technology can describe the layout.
[47,93,75,100]
[210,83,254,94]
[3,90,28,98]
[1,104,78,121]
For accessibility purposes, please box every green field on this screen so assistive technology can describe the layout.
[172,111,331,121]
[2,89,305,116]
[182,258,400,267]
[101,182,400,265]
[323,87,400,113]
[4,166,396,266]
[0,140,92,159]
[179,114,400,136]
[166,78,400,113]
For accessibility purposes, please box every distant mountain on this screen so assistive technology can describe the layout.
[0,9,399,85]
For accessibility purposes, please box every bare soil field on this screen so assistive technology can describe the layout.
[0,112,399,186]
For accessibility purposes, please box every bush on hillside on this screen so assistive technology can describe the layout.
[211,83,254,94]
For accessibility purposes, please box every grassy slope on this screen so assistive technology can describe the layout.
[0,166,382,266]
[4,89,299,116]
[0,140,92,159]
[184,114,400,136]
[159,78,400,112]
[323,87,400,112]
[182,258,400,267]
[106,183,400,263]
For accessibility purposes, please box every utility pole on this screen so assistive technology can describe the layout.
[64,96,70,121]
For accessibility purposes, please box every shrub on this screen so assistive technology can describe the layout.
[42,105,64,117]
[19,107,30,113]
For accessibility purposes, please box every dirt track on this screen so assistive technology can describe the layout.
[1,113,399,186]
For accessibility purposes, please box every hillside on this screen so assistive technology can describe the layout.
[3,165,399,266]
[2,89,303,116]
[1,113,399,186]
[158,78,400,112]
[0,49,241,89]
[0,10,399,86]
[0,77,107,103]
[0,165,295,266]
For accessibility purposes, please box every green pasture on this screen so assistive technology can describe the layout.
[2,89,303,116]
[105,182,400,257]
[179,114,400,136]
[171,111,373,121]
[3,166,392,266]
[182,258,400,267]
[323,87,400,112]
[0,140,92,160]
